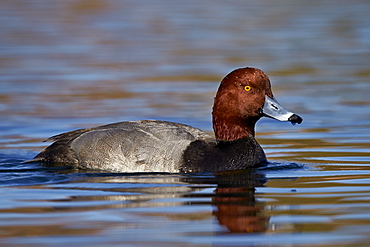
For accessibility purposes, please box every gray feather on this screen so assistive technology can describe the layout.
[35,120,214,172]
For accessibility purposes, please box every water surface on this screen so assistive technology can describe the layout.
[1,1,370,246]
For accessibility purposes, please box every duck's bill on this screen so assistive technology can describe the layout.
[262,95,303,125]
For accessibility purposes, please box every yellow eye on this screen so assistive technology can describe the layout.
[244,85,251,91]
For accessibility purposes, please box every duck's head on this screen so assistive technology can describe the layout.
[212,67,302,141]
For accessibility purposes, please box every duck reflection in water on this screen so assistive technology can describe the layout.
[52,169,269,234]
[184,169,269,233]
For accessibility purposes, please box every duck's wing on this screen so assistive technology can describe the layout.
[32,120,214,172]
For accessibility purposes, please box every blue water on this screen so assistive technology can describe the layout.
[1,1,370,246]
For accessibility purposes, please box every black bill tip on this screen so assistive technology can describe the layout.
[288,114,303,125]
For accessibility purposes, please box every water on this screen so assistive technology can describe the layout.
[1,0,370,246]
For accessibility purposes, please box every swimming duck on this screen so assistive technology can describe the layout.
[33,67,302,173]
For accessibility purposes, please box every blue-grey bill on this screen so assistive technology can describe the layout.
[262,95,302,124]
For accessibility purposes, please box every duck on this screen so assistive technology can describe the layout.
[32,67,302,173]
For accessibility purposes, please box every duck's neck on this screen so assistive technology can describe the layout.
[212,116,259,141]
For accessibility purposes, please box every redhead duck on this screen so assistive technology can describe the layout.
[33,67,302,173]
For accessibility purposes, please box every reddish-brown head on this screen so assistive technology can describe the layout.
[212,67,302,141]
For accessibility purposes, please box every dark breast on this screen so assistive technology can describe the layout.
[181,136,267,173]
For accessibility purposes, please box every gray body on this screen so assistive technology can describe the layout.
[35,120,215,173]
